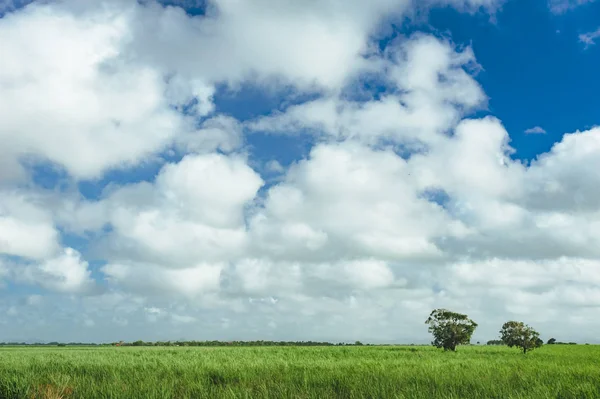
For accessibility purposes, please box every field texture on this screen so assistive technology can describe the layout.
[0,345,599,398]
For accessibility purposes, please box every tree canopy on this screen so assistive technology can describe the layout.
[425,309,478,351]
[500,321,543,354]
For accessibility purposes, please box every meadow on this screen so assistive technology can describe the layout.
[0,345,599,398]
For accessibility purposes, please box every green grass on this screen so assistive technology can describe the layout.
[0,345,599,398]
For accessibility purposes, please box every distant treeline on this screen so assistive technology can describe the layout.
[547,342,578,345]
[0,342,99,346]
[0,339,584,347]
[0,340,372,347]
[486,340,578,346]
[116,340,367,347]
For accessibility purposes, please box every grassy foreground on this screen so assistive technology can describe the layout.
[0,345,599,398]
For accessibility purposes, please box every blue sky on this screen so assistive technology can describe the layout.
[426,0,600,160]
[1,0,600,343]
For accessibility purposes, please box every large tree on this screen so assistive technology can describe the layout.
[500,321,543,354]
[425,309,478,351]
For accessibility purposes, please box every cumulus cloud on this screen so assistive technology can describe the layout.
[249,35,486,147]
[248,142,467,262]
[579,27,600,48]
[0,4,195,181]
[525,126,547,134]
[1,0,600,343]
[12,248,96,294]
[524,127,600,213]
[123,0,411,91]
[63,116,600,341]
[25,295,43,306]
[91,152,263,270]
[0,0,246,183]
[103,262,224,298]
[0,191,59,259]
[172,314,196,324]
[264,160,285,174]
[548,0,597,13]
[6,306,18,316]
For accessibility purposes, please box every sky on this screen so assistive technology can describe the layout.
[0,0,599,344]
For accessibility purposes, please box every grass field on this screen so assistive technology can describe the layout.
[1,345,599,398]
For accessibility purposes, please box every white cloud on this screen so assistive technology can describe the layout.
[91,152,263,269]
[264,160,285,174]
[249,142,468,262]
[549,0,597,13]
[14,248,96,294]
[155,153,262,228]
[450,258,600,290]
[525,126,547,134]
[0,0,501,181]
[0,4,204,181]
[122,0,412,91]
[227,258,399,298]
[35,29,600,341]
[524,127,600,213]
[26,295,43,306]
[579,27,600,48]
[0,0,256,183]
[249,35,486,148]
[172,314,196,324]
[84,318,96,327]
[145,307,162,315]
[317,259,397,290]
[175,115,243,155]
[3,0,600,344]
[0,191,59,260]
[144,306,166,323]
[103,262,224,298]
[441,256,600,334]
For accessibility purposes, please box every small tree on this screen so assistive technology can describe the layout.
[500,321,543,354]
[425,309,478,351]
[547,338,556,345]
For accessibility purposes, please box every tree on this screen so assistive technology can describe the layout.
[547,338,556,345]
[425,309,478,351]
[499,321,543,354]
